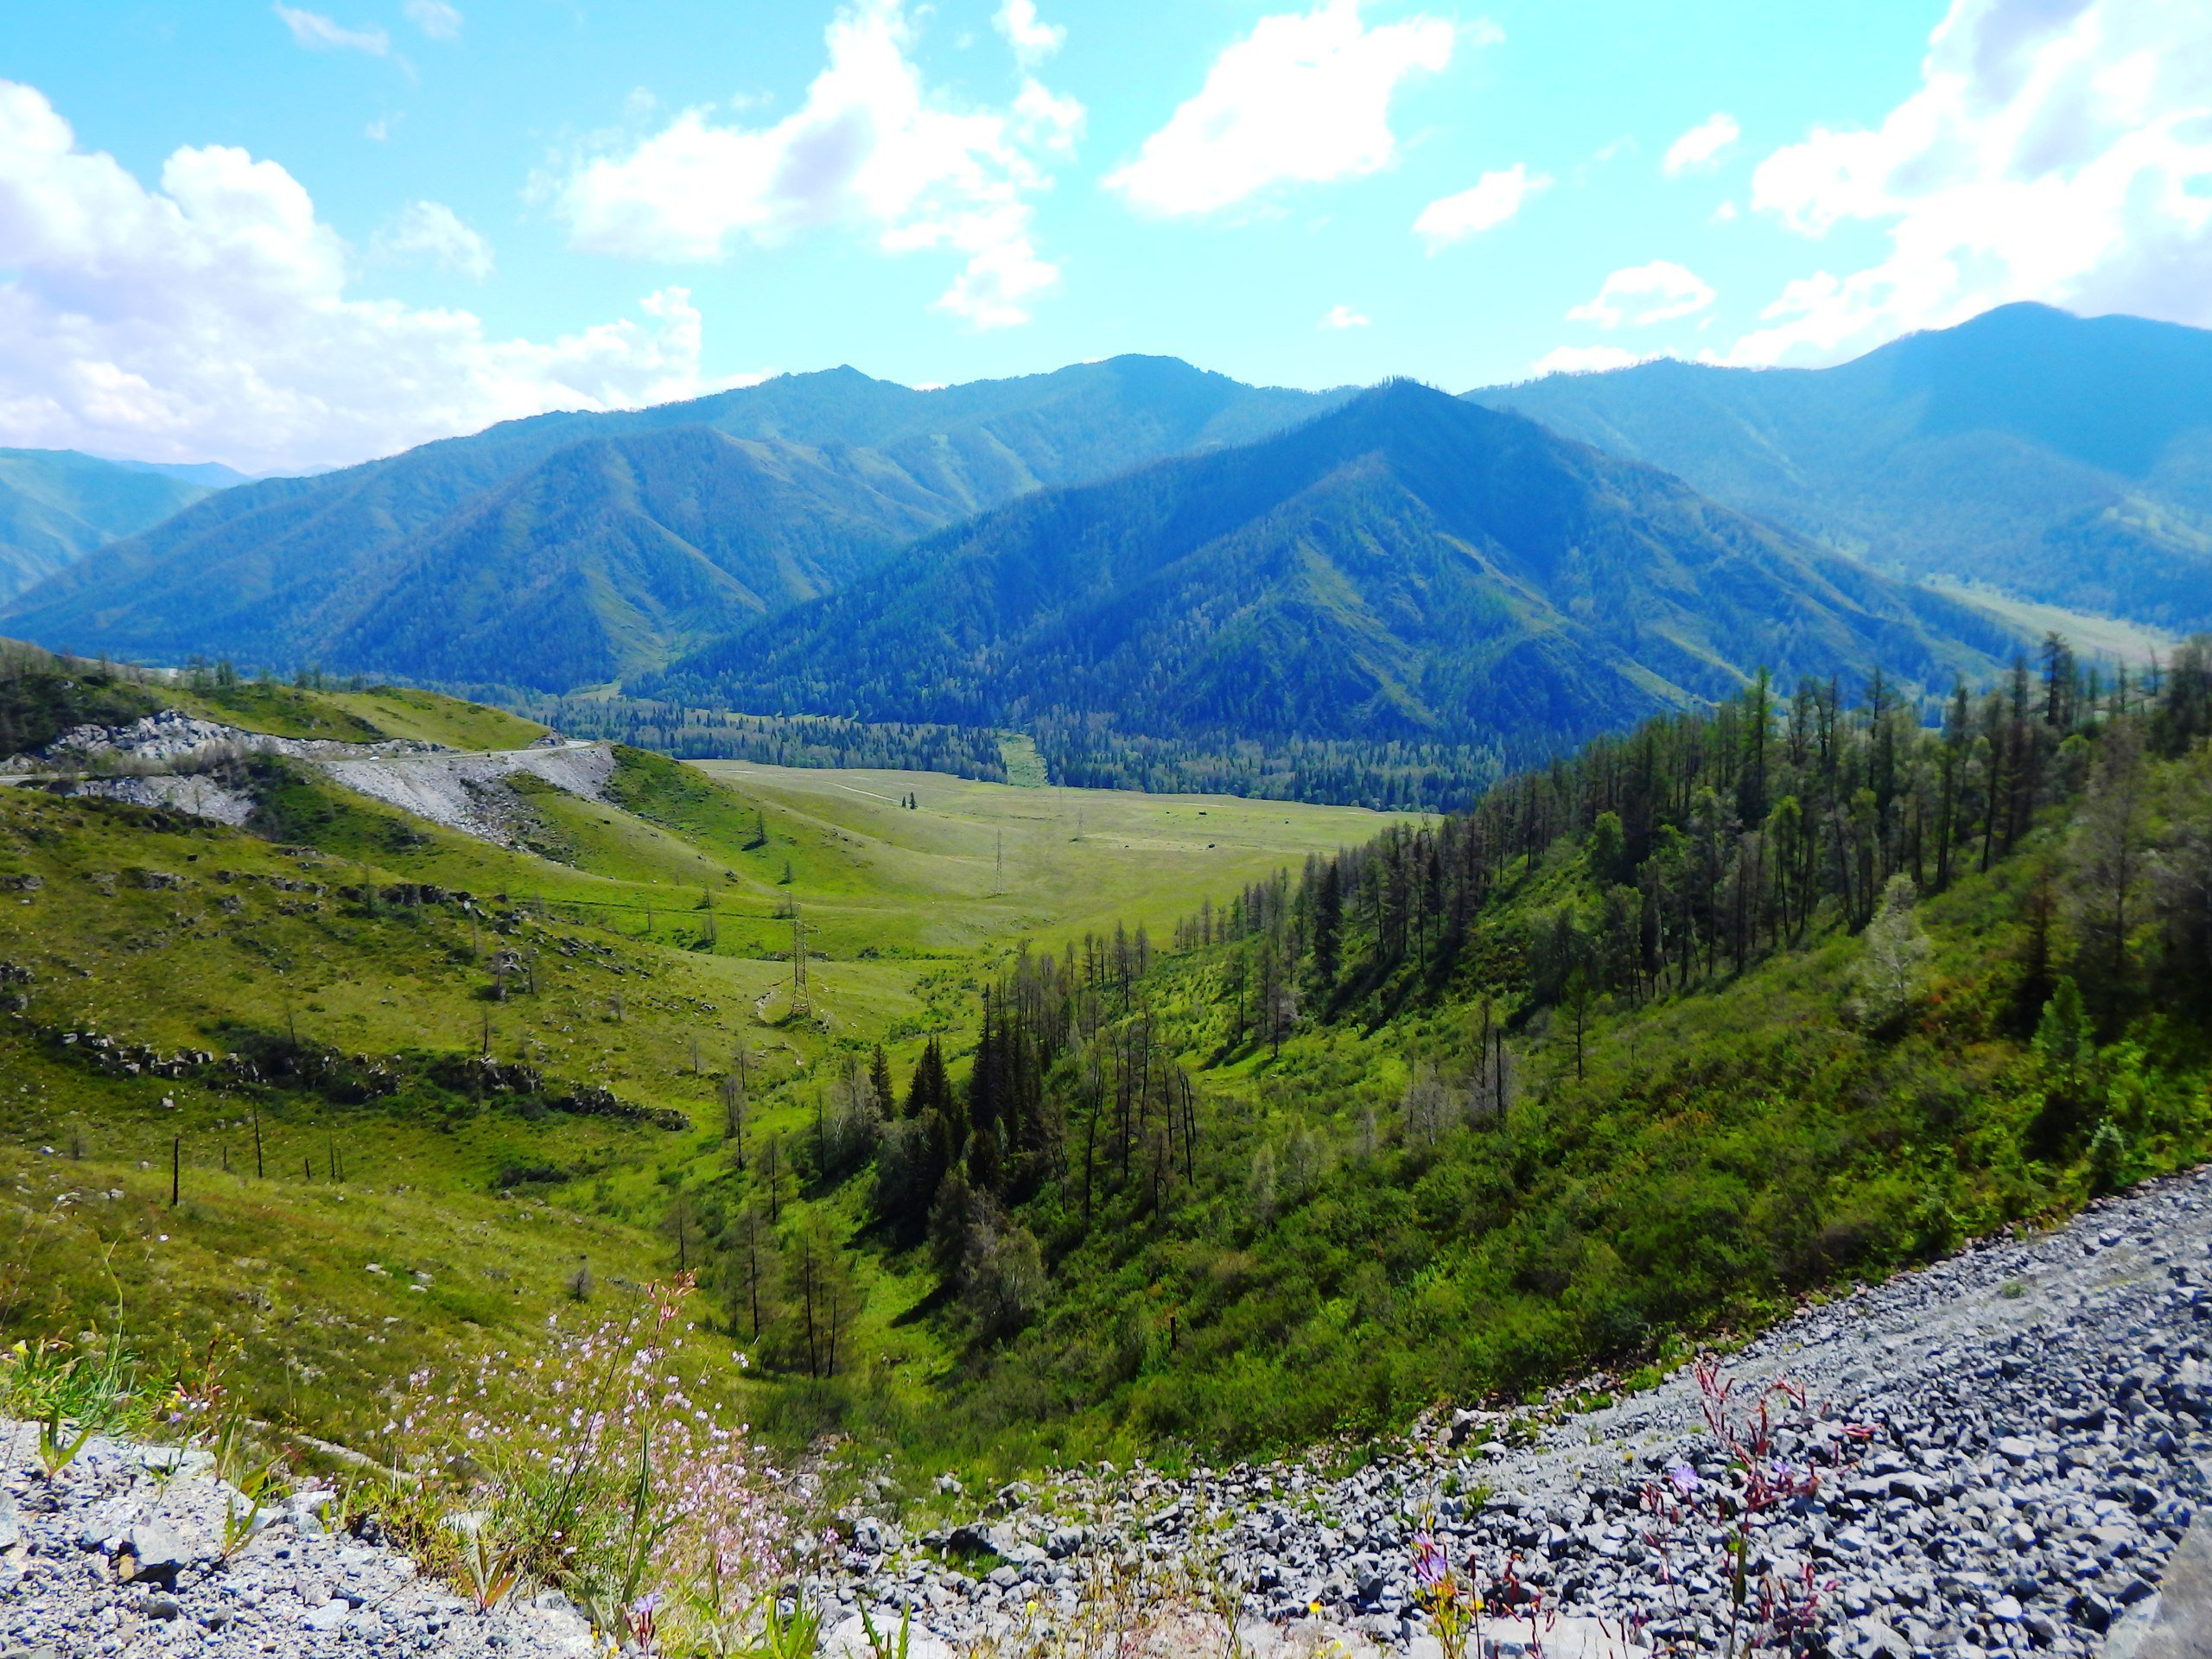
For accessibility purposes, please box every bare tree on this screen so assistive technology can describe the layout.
[1851,873,1933,1029]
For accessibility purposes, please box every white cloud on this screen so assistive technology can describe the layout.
[1567,260,1716,329]
[1528,344,1651,377]
[1103,0,1458,217]
[404,0,463,41]
[1320,303,1370,328]
[994,0,1063,66]
[0,80,725,473]
[1412,162,1548,251]
[1710,199,1738,223]
[1662,111,1739,175]
[371,200,493,280]
[560,1,1082,331]
[273,4,390,54]
[1730,0,2212,366]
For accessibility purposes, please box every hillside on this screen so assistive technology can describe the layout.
[1472,303,2212,632]
[0,641,1395,1460]
[652,380,2012,806]
[829,635,2212,1471]
[0,449,233,603]
[0,359,1339,691]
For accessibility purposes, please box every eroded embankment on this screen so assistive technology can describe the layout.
[321,742,616,847]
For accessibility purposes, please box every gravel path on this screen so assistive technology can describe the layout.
[11,1171,2212,1657]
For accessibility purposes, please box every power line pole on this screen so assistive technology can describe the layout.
[791,905,809,1017]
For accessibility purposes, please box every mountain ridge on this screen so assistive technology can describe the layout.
[647,379,2012,796]
[0,357,1345,687]
[0,448,233,604]
[1468,302,2212,632]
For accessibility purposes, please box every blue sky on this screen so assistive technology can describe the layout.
[3,0,2207,470]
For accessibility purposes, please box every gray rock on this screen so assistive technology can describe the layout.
[120,1521,192,1587]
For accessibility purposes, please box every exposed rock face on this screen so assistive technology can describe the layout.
[2,709,613,844]
[0,708,447,829]
[322,742,617,848]
[62,773,261,825]
[15,709,439,770]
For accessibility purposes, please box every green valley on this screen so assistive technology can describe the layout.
[8,628,2212,1498]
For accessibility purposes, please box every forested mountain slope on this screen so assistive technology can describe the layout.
[0,448,232,602]
[829,637,2212,1465]
[652,380,2012,805]
[0,359,1337,690]
[1471,303,2212,632]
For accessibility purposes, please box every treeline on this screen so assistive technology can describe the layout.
[0,639,163,758]
[1036,716,1502,811]
[1175,638,2212,1039]
[489,696,1009,780]
[679,921,1196,1375]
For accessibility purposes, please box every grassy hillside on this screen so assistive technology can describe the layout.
[12,633,2212,1510]
[1930,582,2179,668]
[0,652,1401,1467]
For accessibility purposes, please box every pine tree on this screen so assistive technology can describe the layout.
[869,1044,894,1115]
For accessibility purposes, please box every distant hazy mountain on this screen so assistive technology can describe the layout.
[1470,304,2212,632]
[103,457,255,490]
[1,359,1340,688]
[0,449,238,603]
[650,382,2008,780]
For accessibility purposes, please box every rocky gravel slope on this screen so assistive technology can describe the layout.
[321,741,617,847]
[11,1171,2212,1657]
[827,1169,2212,1656]
[0,1429,596,1659]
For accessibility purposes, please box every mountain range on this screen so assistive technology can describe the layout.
[0,449,245,604]
[0,302,2204,798]
[647,381,2008,772]
[1471,303,2212,632]
[0,359,1338,691]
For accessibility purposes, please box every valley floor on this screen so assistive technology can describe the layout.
[13,1168,2212,1658]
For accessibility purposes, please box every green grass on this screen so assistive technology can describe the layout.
[327,684,550,750]
[0,677,1401,1465]
[688,757,1391,952]
[1930,581,2181,666]
[998,734,1049,788]
[162,678,551,750]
